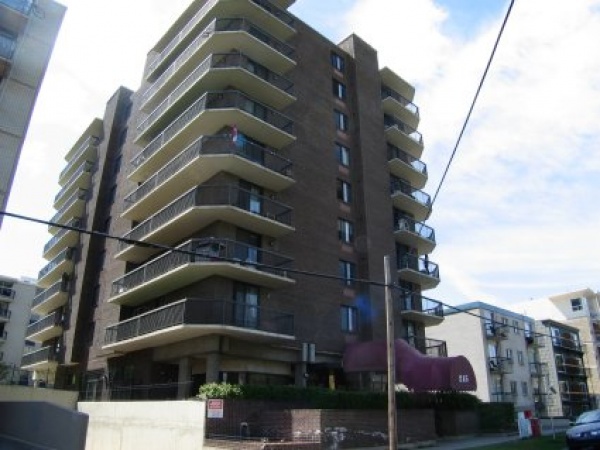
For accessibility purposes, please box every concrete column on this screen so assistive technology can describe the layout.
[295,363,307,388]
[177,357,191,399]
[206,353,220,383]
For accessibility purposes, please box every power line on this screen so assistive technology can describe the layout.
[430,0,515,208]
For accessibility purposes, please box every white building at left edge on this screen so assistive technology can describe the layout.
[1,274,38,383]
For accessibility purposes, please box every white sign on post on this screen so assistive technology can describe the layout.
[207,399,224,418]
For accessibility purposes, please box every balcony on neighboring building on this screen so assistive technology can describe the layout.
[390,178,432,222]
[103,298,294,352]
[529,362,548,378]
[397,253,440,290]
[26,311,63,343]
[557,359,587,378]
[560,387,590,404]
[110,238,295,307]
[0,32,16,76]
[140,52,295,138]
[37,247,75,289]
[123,135,294,221]
[381,85,419,129]
[406,336,447,357]
[31,277,69,316]
[116,185,294,262]
[384,114,423,159]
[0,286,15,302]
[21,346,59,371]
[489,356,513,374]
[400,292,443,327]
[43,218,81,260]
[49,189,87,233]
[552,335,583,353]
[387,144,427,189]
[58,137,99,186]
[130,90,294,182]
[0,0,32,34]
[485,321,510,340]
[0,306,10,323]
[393,215,435,255]
[53,161,94,210]
[145,0,295,82]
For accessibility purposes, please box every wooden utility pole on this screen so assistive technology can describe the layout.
[384,255,398,449]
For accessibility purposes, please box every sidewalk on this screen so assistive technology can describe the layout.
[432,434,521,449]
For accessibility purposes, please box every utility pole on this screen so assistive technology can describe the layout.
[384,255,398,449]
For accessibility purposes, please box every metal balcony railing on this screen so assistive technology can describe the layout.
[390,178,431,208]
[552,336,583,352]
[139,52,293,134]
[489,356,513,374]
[557,362,587,378]
[126,135,292,207]
[21,346,58,367]
[384,114,423,145]
[529,362,548,377]
[43,218,81,254]
[394,215,435,243]
[0,287,15,299]
[59,137,99,180]
[26,311,61,337]
[38,248,75,280]
[133,90,293,167]
[31,278,69,310]
[112,238,293,297]
[0,0,33,14]
[397,253,439,279]
[0,308,10,320]
[119,185,292,250]
[405,335,447,357]
[104,298,294,345]
[387,144,426,175]
[381,85,419,116]
[485,322,510,339]
[561,391,590,403]
[50,189,87,224]
[0,33,16,60]
[525,330,545,347]
[400,292,443,319]
[54,161,94,203]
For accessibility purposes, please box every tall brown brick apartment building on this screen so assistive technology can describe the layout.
[23,0,446,399]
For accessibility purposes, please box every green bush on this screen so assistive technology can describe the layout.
[198,383,480,411]
[479,402,516,432]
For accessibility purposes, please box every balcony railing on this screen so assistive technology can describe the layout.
[489,356,513,374]
[552,336,583,352]
[387,144,426,175]
[400,292,443,319]
[381,85,419,116]
[0,33,16,61]
[26,311,61,337]
[132,90,293,167]
[525,331,545,347]
[112,238,293,297]
[38,248,75,280]
[50,189,87,224]
[394,215,435,244]
[104,298,294,345]
[0,287,15,299]
[397,253,439,280]
[529,362,548,377]
[491,392,515,403]
[21,346,58,367]
[59,137,99,180]
[0,307,10,320]
[119,185,292,251]
[31,278,69,310]
[557,363,587,378]
[54,161,94,204]
[0,0,33,14]
[139,52,294,135]
[43,218,81,255]
[561,391,590,403]
[126,135,292,208]
[384,114,423,145]
[390,178,431,208]
[406,336,447,357]
[485,322,510,339]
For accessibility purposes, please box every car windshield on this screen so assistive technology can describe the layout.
[576,410,600,425]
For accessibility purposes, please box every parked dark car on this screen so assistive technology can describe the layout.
[566,409,600,450]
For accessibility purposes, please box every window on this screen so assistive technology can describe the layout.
[510,381,517,395]
[234,284,260,329]
[521,381,529,397]
[339,260,356,286]
[332,79,347,100]
[336,143,350,166]
[341,305,358,332]
[571,298,583,312]
[331,52,345,72]
[338,219,354,244]
[517,350,524,365]
[506,348,513,361]
[513,320,519,334]
[337,179,352,203]
[334,110,349,131]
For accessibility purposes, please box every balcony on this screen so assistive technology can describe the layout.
[0,32,16,76]
[146,2,295,82]
[53,161,94,210]
[491,392,515,403]
[21,346,59,371]
[485,322,510,340]
[139,52,295,141]
[103,298,294,352]
[0,330,6,343]
[552,336,583,353]
[393,216,435,255]
[110,238,295,307]
[400,292,443,327]
[529,362,548,378]
[387,144,427,189]
[37,247,75,289]
[0,286,15,302]
[561,390,590,404]
[488,356,513,374]
[381,85,419,129]
[384,114,424,159]
[49,189,87,233]
[397,254,440,290]
[406,336,447,357]
[0,0,32,34]
[43,218,81,260]
[58,137,99,186]
[390,179,432,222]
[117,185,294,262]
[525,331,545,347]
[380,67,415,104]
[26,311,63,343]
[123,136,293,221]
[557,362,587,378]
[130,90,294,183]
[31,277,69,316]
[0,307,10,322]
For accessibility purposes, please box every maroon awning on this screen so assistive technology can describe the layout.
[343,339,477,392]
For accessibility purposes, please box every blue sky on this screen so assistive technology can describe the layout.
[1,0,599,308]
